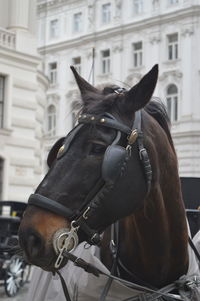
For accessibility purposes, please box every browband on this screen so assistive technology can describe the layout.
[78,114,132,135]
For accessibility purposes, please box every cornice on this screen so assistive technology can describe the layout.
[38,5,200,54]
[37,0,84,13]
[0,47,41,70]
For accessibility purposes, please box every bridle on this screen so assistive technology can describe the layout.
[28,108,152,270]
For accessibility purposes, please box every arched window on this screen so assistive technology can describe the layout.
[0,158,4,200]
[166,84,178,122]
[47,105,56,136]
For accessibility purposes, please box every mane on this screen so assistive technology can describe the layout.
[80,85,126,115]
[144,98,175,150]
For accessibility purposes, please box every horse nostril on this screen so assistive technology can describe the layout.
[20,229,44,260]
[27,233,43,258]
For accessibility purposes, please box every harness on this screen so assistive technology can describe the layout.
[27,107,200,300]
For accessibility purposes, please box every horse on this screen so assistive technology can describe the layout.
[18,65,191,299]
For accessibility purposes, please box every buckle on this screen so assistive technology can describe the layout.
[139,148,147,160]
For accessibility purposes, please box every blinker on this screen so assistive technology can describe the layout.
[102,145,129,184]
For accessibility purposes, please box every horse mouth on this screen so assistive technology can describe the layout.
[25,253,68,272]
[23,248,68,272]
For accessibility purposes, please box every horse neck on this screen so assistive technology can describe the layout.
[101,116,189,288]
[118,142,189,288]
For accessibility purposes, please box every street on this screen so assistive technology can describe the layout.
[0,283,29,301]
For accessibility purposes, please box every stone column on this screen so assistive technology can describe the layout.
[8,0,30,31]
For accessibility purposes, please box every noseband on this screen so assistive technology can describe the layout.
[28,110,152,268]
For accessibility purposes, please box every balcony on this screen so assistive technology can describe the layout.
[0,27,16,50]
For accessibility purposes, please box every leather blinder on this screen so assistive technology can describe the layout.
[102,145,129,184]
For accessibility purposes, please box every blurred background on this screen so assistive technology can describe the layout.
[0,0,200,299]
[0,0,200,204]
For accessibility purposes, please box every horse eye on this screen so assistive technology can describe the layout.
[90,143,107,155]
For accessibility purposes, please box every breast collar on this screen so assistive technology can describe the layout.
[28,110,152,269]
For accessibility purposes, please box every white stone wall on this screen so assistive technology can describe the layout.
[0,0,48,201]
[37,0,200,177]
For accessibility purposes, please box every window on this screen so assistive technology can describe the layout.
[73,12,82,33]
[133,0,143,14]
[72,57,81,74]
[49,62,57,86]
[49,19,59,39]
[47,105,56,136]
[168,0,179,5]
[0,76,5,128]
[133,41,143,68]
[101,49,110,74]
[167,33,178,60]
[166,84,178,122]
[0,158,3,200]
[102,3,111,24]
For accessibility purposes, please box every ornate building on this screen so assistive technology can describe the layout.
[0,0,48,201]
[37,0,200,179]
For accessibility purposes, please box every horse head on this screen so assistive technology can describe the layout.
[19,65,188,288]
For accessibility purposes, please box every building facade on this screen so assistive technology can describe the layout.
[0,0,48,201]
[37,0,200,178]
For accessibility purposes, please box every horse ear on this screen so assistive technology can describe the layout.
[70,66,99,96]
[125,64,158,112]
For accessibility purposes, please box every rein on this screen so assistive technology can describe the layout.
[56,248,183,301]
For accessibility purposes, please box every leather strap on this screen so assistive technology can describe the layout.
[99,222,119,301]
[28,194,74,219]
[61,250,182,300]
[56,270,71,301]
[78,114,131,135]
[189,236,200,262]
[133,111,152,194]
